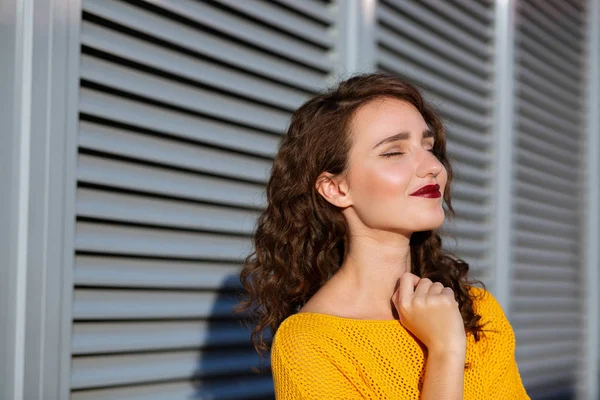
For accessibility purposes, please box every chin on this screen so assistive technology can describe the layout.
[416,216,445,232]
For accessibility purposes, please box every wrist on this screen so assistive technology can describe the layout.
[427,343,466,359]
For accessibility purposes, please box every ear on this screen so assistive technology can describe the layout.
[315,171,352,208]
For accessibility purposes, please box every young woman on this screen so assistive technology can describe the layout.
[236,72,530,399]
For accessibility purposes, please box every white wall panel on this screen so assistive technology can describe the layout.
[71,0,338,398]
[376,0,496,283]
[512,1,587,398]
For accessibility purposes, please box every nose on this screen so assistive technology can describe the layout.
[416,148,443,178]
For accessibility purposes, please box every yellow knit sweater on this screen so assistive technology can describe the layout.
[271,286,530,399]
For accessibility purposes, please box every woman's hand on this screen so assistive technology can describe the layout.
[392,272,466,355]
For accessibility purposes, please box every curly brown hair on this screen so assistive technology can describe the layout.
[234,71,487,360]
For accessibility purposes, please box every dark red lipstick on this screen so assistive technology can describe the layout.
[410,184,441,198]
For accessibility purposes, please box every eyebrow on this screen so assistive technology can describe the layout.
[372,128,435,149]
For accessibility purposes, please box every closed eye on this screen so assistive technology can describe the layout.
[381,152,404,158]
[381,149,436,158]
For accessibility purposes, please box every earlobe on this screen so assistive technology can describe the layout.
[315,172,352,208]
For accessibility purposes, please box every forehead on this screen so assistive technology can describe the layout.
[350,97,429,144]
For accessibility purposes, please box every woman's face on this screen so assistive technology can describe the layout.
[342,97,448,235]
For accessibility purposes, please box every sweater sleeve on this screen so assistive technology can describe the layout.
[270,322,368,399]
[477,289,530,399]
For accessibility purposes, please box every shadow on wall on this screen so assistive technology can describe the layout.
[191,273,275,400]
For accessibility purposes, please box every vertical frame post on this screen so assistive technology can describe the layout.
[578,0,600,398]
[0,0,81,398]
[490,0,517,314]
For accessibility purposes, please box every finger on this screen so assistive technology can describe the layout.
[441,287,457,303]
[428,281,445,295]
[414,278,433,297]
[398,272,420,301]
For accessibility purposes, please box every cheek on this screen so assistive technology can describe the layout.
[439,166,449,191]
[359,163,412,198]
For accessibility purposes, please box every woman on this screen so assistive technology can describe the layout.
[235,72,529,399]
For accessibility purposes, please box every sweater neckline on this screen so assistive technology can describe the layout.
[288,311,401,324]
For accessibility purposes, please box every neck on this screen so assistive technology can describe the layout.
[333,230,412,318]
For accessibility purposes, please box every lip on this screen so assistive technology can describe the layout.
[410,184,441,198]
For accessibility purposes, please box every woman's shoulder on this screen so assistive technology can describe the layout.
[271,313,342,363]
[468,285,506,317]
[468,285,515,343]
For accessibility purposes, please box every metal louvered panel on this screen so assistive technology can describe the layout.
[71,0,337,398]
[375,0,496,281]
[512,0,587,398]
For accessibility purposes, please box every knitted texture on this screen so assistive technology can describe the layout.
[271,286,530,399]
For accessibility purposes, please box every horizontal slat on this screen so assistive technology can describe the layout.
[450,180,490,203]
[450,166,490,190]
[513,263,578,282]
[442,237,490,257]
[81,21,310,110]
[515,208,578,233]
[446,142,492,168]
[71,376,274,400]
[517,38,581,91]
[513,231,578,252]
[376,5,490,78]
[72,320,252,354]
[74,255,241,289]
[515,341,579,360]
[516,149,580,184]
[512,295,580,312]
[275,0,335,25]
[513,247,576,266]
[515,326,580,345]
[516,163,580,197]
[80,89,279,158]
[81,55,290,133]
[73,288,236,320]
[513,280,580,297]
[382,0,491,58]
[77,154,265,209]
[377,49,490,117]
[71,348,262,389]
[445,123,492,150]
[148,0,331,71]
[513,212,578,237]
[443,219,490,239]
[517,5,582,66]
[77,188,259,235]
[419,0,492,38]
[423,91,491,130]
[516,51,581,94]
[512,311,580,328]
[522,373,577,395]
[445,0,493,22]
[377,26,490,97]
[517,355,577,377]
[517,99,581,134]
[516,114,580,153]
[518,0,583,45]
[75,222,251,260]
[449,199,490,220]
[514,181,576,211]
[518,64,580,105]
[82,0,326,91]
[514,197,577,223]
[545,0,584,26]
[217,0,334,47]
[516,127,581,166]
[517,82,581,126]
[79,121,271,183]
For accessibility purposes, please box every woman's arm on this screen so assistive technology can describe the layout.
[420,349,465,400]
[271,326,367,399]
[393,273,467,399]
